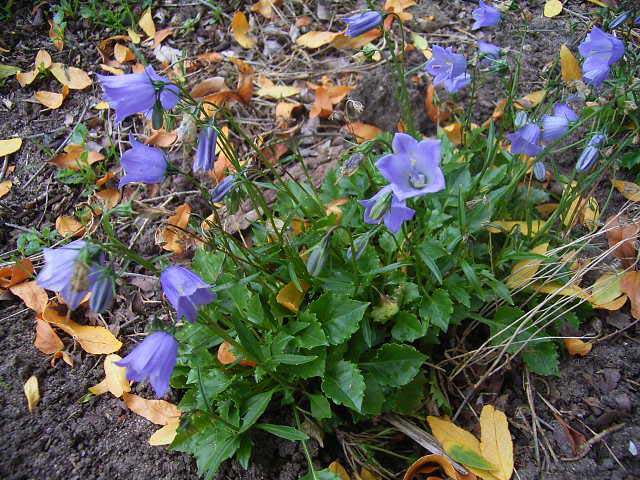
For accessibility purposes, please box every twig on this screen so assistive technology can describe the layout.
[561,424,625,461]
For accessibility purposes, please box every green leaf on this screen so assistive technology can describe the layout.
[298,469,342,480]
[362,376,385,415]
[272,354,318,365]
[255,423,309,441]
[0,64,21,79]
[419,289,453,331]
[236,435,252,470]
[385,372,427,414]
[391,312,426,342]
[282,349,326,379]
[363,343,426,387]
[417,239,447,284]
[240,389,275,433]
[192,248,225,284]
[295,312,328,348]
[321,360,365,412]
[523,341,559,376]
[308,393,332,420]
[202,434,241,480]
[309,293,369,345]
[447,444,496,471]
[185,368,233,411]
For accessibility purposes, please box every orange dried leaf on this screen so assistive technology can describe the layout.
[89,354,130,397]
[250,0,282,19]
[100,64,124,75]
[49,63,92,89]
[276,281,310,313]
[231,12,256,48]
[153,28,174,48]
[161,203,191,254]
[444,123,463,145]
[16,70,37,87]
[196,52,224,64]
[96,171,116,187]
[35,317,64,354]
[332,29,381,49]
[217,341,256,367]
[310,86,333,118]
[328,461,350,480]
[146,130,178,147]
[515,90,546,110]
[620,271,640,319]
[612,179,640,202]
[0,258,34,288]
[342,122,383,143]
[190,76,229,98]
[35,90,65,109]
[35,49,52,70]
[55,215,84,237]
[296,31,340,49]
[295,16,312,27]
[564,338,593,356]
[275,101,302,126]
[138,8,156,38]
[48,20,64,50]
[403,454,463,480]
[560,45,581,85]
[230,57,254,104]
[0,180,11,199]
[50,144,105,170]
[123,392,180,425]
[10,281,48,314]
[114,43,135,63]
[425,84,451,124]
[95,189,121,209]
[24,376,40,413]
[51,350,74,367]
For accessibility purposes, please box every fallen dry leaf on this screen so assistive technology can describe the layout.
[49,63,92,89]
[403,454,468,480]
[0,258,34,289]
[0,180,11,199]
[217,341,256,367]
[612,179,640,202]
[114,43,135,63]
[89,354,130,397]
[10,280,48,314]
[24,375,40,413]
[190,76,229,98]
[276,281,310,313]
[543,0,563,17]
[231,11,256,48]
[275,101,303,127]
[94,189,122,209]
[332,29,382,49]
[425,83,451,124]
[127,28,141,44]
[55,215,84,237]
[620,271,640,319]
[149,417,180,445]
[605,216,639,268]
[250,0,283,19]
[34,90,65,109]
[256,85,300,99]
[35,317,64,354]
[507,243,549,289]
[123,392,180,425]
[342,122,383,143]
[480,405,513,480]
[50,144,105,170]
[35,49,52,70]
[564,338,593,356]
[563,195,599,228]
[487,221,544,235]
[49,19,64,50]
[138,8,156,38]
[16,70,38,87]
[384,0,417,22]
[0,137,23,156]
[559,45,581,85]
[444,123,463,145]
[588,272,625,306]
[529,282,585,298]
[328,461,350,480]
[99,64,124,75]
[146,130,178,147]
[153,28,174,48]
[161,203,191,254]
[296,31,340,49]
[51,350,74,367]
[230,57,254,104]
[43,301,122,354]
[514,90,546,110]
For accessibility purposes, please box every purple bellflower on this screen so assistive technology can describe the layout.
[342,11,382,37]
[119,133,168,188]
[116,331,178,398]
[97,65,179,124]
[210,175,237,202]
[160,266,216,323]
[37,240,109,312]
[576,133,607,172]
[508,123,543,157]
[376,133,445,201]
[426,45,471,93]
[472,1,501,30]
[578,27,625,88]
[359,185,415,234]
[478,41,501,59]
[542,103,578,143]
[533,161,547,182]
[194,126,217,172]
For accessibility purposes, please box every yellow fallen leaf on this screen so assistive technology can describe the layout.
[16,70,38,87]
[250,0,283,19]
[612,179,640,202]
[99,64,124,75]
[403,454,460,480]
[275,101,302,126]
[123,392,180,425]
[559,45,581,85]
[487,220,544,235]
[535,203,559,219]
[34,49,52,70]
[276,281,310,313]
[138,8,156,38]
[94,101,110,109]
[0,180,11,199]
[584,0,607,6]
[328,461,350,480]
[232,11,256,48]
[160,203,191,254]
[342,122,383,143]
[24,375,40,413]
[529,281,585,297]
[10,281,48,314]
[563,196,599,227]
[149,417,180,445]
[49,63,92,89]
[332,29,382,49]
[0,258,34,289]
[34,90,65,109]
[296,31,340,49]
[256,85,300,99]
[55,215,84,237]
[444,123,463,145]
[514,90,546,110]
[49,144,105,170]
[592,294,627,311]
[127,28,141,44]
[51,350,74,367]
[507,243,548,289]
[544,0,563,17]
[114,43,135,63]
[0,137,22,156]
[49,19,64,50]
[35,317,64,354]
[480,405,513,480]
[90,354,130,397]
[564,338,592,356]
[587,272,624,306]
[94,188,121,209]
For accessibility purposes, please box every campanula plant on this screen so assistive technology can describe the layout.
[119,133,169,187]
[342,11,382,37]
[472,0,501,30]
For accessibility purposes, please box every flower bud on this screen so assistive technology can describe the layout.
[152,99,164,130]
[576,145,600,172]
[306,232,332,277]
[533,161,547,182]
[89,271,114,314]
[368,189,393,221]
[514,111,529,129]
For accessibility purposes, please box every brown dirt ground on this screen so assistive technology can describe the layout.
[1,1,639,479]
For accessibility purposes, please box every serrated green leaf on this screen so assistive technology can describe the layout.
[308,393,332,420]
[309,293,369,345]
[282,349,326,379]
[385,373,427,414]
[363,343,426,387]
[192,248,225,284]
[420,289,453,331]
[295,312,328,348]
[523,341,559,376]
[298,469,343,480]
[255,423,309,441]
[240,389,275,432]
[322,360,365,412]
[391,312,426,342]
[447,444,497,471]
[362,376,385,415]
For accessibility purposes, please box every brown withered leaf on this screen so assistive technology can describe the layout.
[49,63,92,89]
[425,84,451,124]
[250,0,283,19]
[35,317,64,354]
[190,76,229,98]
[612,179,640,202]
[153,28,174,48]
[49,19,64,50]
[51,350,74,367]
[34,90,65,109]
[145,130,177,147]
[384,0,417,22]
[114,43,136,63]
[217,341,257,367]
[552,414,586,455]
[123,392,180,425]
[50,144,105,170]
[276,281,310,313]
[342,122,383,143]
[0,258,34,289]
[161,203,191,254]
[10,281,48,314]
[55,215,85,237]
[94,189,121,209]
[620,271,640,319]
[24,376,40,413]
[605,216,639,268]
[296,31,340,49]
[275,101,303,127]
[35,49,52,70]
[230,57,254,103]
[564,338,593,356]
[403,454,473,480]
[332,29,382,49]
[231,12,256,48]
